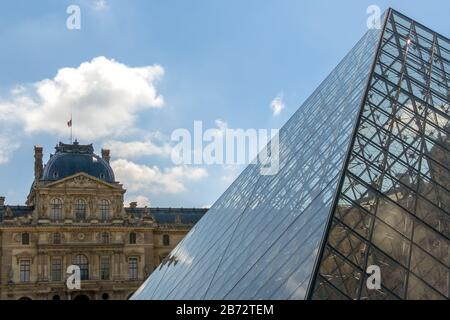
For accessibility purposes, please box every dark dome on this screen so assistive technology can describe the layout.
[41,141,115,183]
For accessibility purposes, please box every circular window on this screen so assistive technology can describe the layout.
[77,233,85,241]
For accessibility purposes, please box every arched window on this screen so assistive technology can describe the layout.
[129,232,137,244]
[53,232,61,244]
[101,232,109,244]
[75,199,86,220]
[22,233,30,245]
[162,234,170,246]
[50,198,63,220]
[73,254,89,280]
[100,199,109,220]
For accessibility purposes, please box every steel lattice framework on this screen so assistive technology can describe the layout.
[133,9,449,300]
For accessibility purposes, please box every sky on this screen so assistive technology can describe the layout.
[0,0,449,208]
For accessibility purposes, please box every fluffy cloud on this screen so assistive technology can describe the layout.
[0,135,20,165]
[111,159,208,194]
[270,94,285,116]
[0,102,21,164]
[5,56,164,141]
[92,0,108,11]
[104,136,172,159]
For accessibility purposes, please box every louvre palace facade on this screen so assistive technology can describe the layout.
[0,141,206,300]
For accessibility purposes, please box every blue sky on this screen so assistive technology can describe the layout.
[0,0,449,208]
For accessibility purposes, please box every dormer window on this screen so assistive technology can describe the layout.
[53,171,59,179]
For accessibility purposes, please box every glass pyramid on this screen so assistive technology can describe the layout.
[133,8,450,300]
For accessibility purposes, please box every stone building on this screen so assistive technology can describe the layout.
[0,141,206,300]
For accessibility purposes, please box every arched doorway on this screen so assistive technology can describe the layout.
[73,294,90,301]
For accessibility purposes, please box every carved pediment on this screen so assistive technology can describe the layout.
[45,173,121,191]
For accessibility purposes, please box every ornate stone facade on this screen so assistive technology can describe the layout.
[0,142,206,300]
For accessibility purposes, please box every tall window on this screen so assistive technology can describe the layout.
[101,232,110,244]
[51,258,62,282]
[73,254,89,280]
[129,232,136,244]
[20,260,31,282]
[162,234,170,246]
[128,257,138,280]
[100,199,109,220]
[22,233,30,245]
[100,257,110,280]
[53,232,61,244]
[75,199,86,220]
[50,198,63,220]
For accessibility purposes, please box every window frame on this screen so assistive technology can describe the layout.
[75,199,87,220]
[100,199,109,221]
[50,198,63,220]
[21,233,30,245]
[51,258,62,282]
[128,257,138,280]
[19,259,31,282]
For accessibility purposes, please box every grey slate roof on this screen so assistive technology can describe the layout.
[0,205,207,225]
[41,141,115,183]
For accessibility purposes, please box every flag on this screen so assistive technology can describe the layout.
[67,119,72,127]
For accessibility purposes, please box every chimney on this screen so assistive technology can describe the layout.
[129,202,137,209]
[0,196,4,206]
[101,148,110,163]
[34,145,43,180]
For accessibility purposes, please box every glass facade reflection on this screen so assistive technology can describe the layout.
[132,9,449,300]
[311,9,450,300]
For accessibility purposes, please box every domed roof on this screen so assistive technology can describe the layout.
[41,141,115,183]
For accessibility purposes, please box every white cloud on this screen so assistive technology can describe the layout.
[104,137,172,159]
[270,94,285,116]
[111,159,208,194]
[0,135,20,165]
[0,101,22,164]
[92,0,108,11]
[3,56,164,141]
